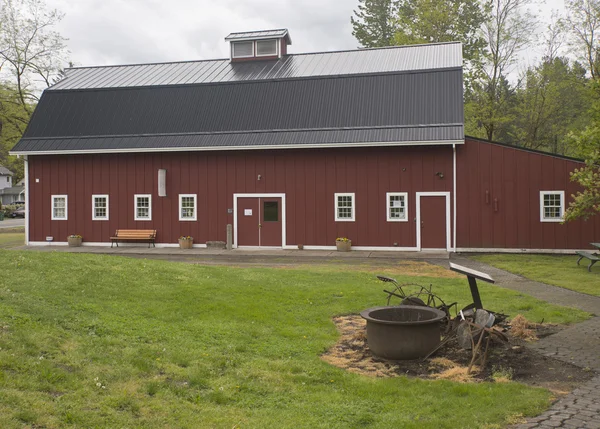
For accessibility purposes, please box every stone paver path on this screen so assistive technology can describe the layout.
[446,256,600,429]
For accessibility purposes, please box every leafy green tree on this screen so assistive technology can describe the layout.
[466,0,536,141]
[511,58,590,153]
[564,124,600,221]
[0,0,68,182]
[564,0,600,78]
[392,0,488,65]
[351,0,398,47]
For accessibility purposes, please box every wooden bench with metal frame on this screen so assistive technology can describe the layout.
[576,251,599,272]
[110,229,157,248]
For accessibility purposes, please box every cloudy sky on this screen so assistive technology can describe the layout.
[45,0,359,67]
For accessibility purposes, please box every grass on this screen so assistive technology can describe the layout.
[0,251,590,428]
[474,254,600,296]
[0,232,24,248]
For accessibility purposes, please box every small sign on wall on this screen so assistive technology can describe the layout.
[244,209,253,216]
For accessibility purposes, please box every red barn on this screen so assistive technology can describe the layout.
[11,30,600,252]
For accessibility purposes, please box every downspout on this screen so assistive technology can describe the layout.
[452,144,457,252]
[24,155,29,245]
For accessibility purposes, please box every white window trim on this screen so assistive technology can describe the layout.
[386,192,408,222]
[255,39,278,57]
[179,194,197,221]
[539,190,565,222]
[335,192,355,222]
[51,195,68,220]
[92,194,109,221]
[231,41,254,59]
[134,194,152,221]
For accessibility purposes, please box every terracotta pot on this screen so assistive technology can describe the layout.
[336,240,351,252]
[297,244,304,250]
[179,238,193,249]
[68,236,82,247]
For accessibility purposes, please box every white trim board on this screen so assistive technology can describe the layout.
[415,192,452,251]
[457,247,589,254]
[11,140,465,156]
[233,193,286,249]
[28,241,209,248]
[24,155,29,245]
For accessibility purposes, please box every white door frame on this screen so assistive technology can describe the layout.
[415,192,451,251]
[233,193,286,249]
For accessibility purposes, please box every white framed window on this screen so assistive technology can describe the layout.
[335,193,355,221]
[387,192,408,222]
[232,41,254,58]
[540,191,565,222]
[51,195,68,220]
[92,195,109,220]
[256,39,278,56]
[179,194,197,221]
[134,194,152,221]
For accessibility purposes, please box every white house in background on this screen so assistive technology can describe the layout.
[0,165,13,191]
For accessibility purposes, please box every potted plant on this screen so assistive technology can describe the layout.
[335,237,351,252]
[68,234,83,247]
[178,235,193,249]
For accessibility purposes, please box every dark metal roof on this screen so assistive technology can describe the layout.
[225,29,291,44]
[12,43,465,155]
[21,71,463,140]
[49,42,462,90]
[14,126,464,154]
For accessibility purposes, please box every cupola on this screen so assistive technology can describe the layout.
[225,29,292,62]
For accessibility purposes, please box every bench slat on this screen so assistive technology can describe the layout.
[111,229,157,248]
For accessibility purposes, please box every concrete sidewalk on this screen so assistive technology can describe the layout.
[14,244,450,263]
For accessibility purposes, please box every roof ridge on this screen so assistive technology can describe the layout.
[63,41,462,71]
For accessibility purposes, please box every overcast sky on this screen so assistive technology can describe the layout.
[45,0,358,67]
[43,0,565,70]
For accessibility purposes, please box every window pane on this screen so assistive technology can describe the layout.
[337,195,353,219]
[542,193,562,219]
[263,201,278,222]
[136,197,150,218]
[181,196,195,219]
[389,195,405,219]
[94,197,107,218]
[256,39,277,56]
[53,197,66,219]
[233,41,253,57]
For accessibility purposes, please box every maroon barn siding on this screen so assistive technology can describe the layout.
[456,138,600,250]
[28,145,454,247]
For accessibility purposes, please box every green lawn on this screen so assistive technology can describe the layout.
[0,251,589,428]
[0,232,24,248]
[474,254,600,296]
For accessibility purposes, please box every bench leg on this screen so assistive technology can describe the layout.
[589,260,597,272]
[577,256,583,266]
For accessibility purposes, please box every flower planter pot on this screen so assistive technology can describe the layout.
[297,244,304,250]
[178,239,193,249]
[336,240,352,252]
[68,236,82,247]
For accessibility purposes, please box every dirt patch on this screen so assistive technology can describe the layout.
[322,315,595,394]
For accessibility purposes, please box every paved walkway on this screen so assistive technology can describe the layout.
[448,256,600,429]
[14,244,450,264]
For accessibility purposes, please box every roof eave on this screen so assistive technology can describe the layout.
[10,139,465,156]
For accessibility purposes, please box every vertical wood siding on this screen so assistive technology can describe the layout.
[27,146,454,247]
[456,138,600,250]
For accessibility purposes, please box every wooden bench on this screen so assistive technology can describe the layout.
[110,229,156,248]
[576,251,599,272]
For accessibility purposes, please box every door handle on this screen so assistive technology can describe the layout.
[258,223,262,228]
